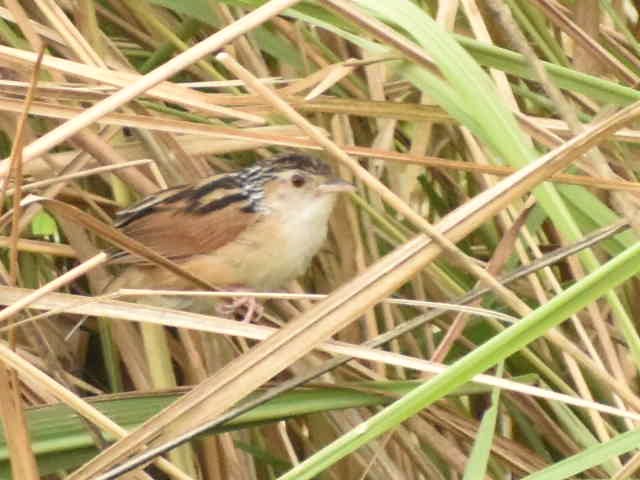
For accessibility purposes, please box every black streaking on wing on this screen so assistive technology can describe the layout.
[186,175,242,200]
[114,154,330,228]
[114,174,247,228]
[113,185,185,228]
[192,192,248,214]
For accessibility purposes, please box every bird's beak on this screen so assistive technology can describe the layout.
[316,178,356,194]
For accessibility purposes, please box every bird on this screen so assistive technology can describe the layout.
[106,154,354,320]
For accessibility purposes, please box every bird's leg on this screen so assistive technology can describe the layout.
[237,296,264,323]
[216,291,264,323]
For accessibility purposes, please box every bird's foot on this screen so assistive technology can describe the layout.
[216,295,263,323]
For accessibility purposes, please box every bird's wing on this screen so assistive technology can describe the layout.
[112,175,259,264]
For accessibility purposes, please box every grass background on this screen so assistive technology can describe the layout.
[1,0,640,479]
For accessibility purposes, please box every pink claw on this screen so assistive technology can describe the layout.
[216,296,264,323]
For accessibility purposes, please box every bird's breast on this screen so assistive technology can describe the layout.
[207,198,334,290]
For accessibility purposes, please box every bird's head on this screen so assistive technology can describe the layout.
[250,155,354,215]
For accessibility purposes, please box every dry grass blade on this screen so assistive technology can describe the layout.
[2,46,44,286]
[342,144,640,193]
[0,362,38,479]
[0,44,266,124]
[13,159,155,196]
[0,5,63,44]
[0,237,76,257]
[304,62,356,100]
[0,253,107,325]
[0,96,299,145]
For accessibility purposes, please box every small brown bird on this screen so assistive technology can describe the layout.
[108,154,354,318]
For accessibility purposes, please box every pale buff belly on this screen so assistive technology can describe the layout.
[111,233,324,294]
[187,219,329,291]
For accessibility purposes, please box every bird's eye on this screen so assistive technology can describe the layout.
[291,174,306,188]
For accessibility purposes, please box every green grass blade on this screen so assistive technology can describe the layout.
[522,429,640,480]
[462,363,504,480]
